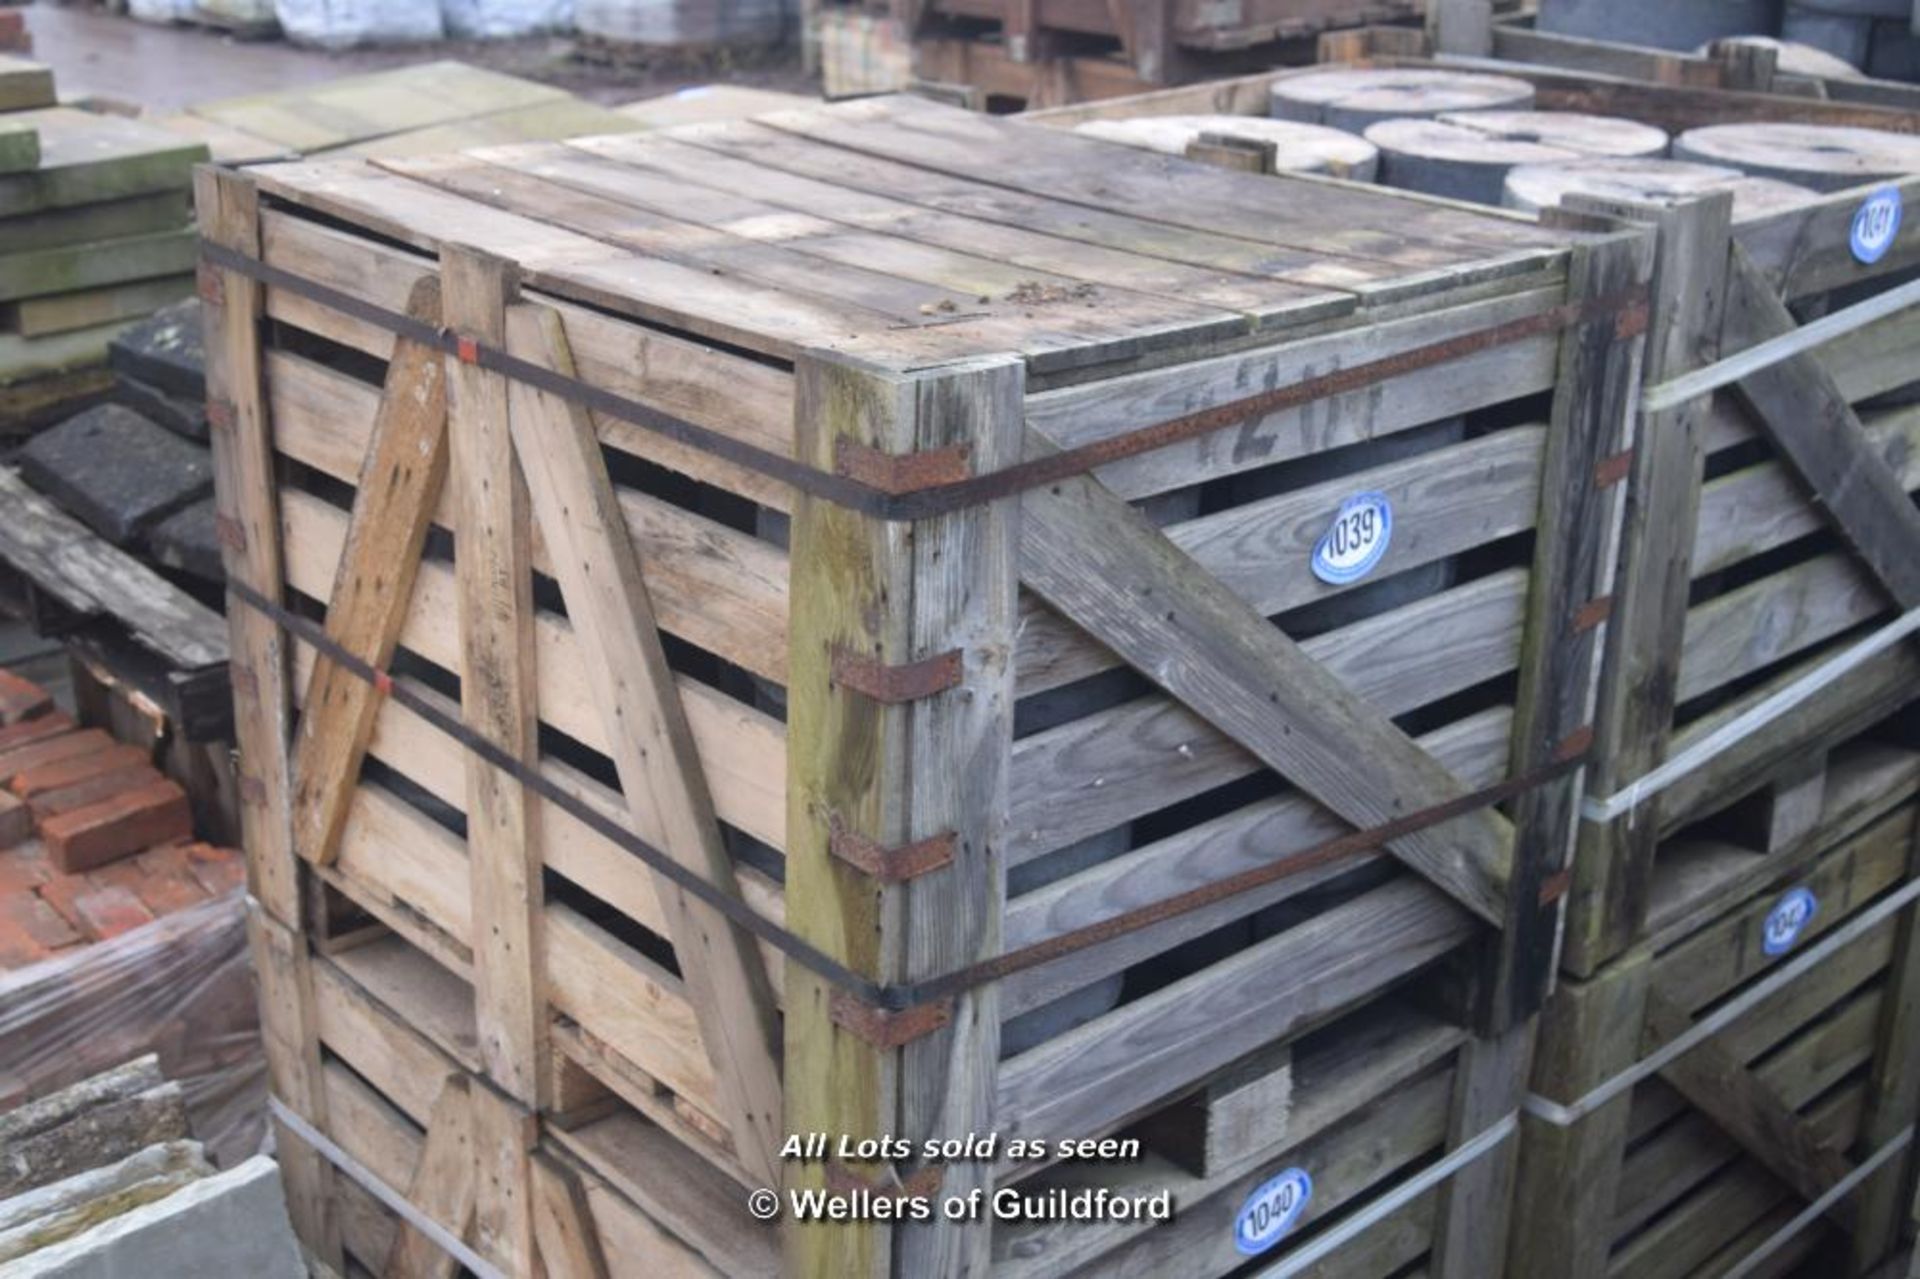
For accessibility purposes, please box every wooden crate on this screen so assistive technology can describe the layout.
[196,94,1654,1277]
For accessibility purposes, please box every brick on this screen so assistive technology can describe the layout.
[0,729,114,788]
[0,845,50,894]
[11,743,151,799]
[36,873,89,933]
[70,883,156,941]
[40,778,192,875]
[26,764,163,823]
[129,864,209,917]
[0,891,82,967]
[0,670,53,726]
[183,842,245,897]
[0,711,75,753]
[0,791,28,849]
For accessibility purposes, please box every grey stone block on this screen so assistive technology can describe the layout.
[17,404,213,546]
[105,299,203,403]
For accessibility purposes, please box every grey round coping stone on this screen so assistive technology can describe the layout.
[1675,122,1920,192]
[1366,111,1670,206]
[1501,156,1820,221]
[1696,33,1866,78]
[1268,69,1535,135]
[1538,0,1780,52]
[1072,114,1380,180]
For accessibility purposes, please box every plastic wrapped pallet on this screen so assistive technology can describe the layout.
[0,893,265,1167]
[441,0,574,38]
[577,0,792,48]
[272,0,442,47]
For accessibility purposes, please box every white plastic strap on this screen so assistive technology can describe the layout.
[1525,875,1920,1127]
[1252,1111,1518,1278]
[269,1095,507,1279]
[1583,608,1920,826]
[1720,1125,1913,1279]
[1641,272,1920,413]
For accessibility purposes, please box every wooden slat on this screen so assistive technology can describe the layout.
[995,876,1475,1153]
[1641,988,1856,1222]
[382,1077,476,1279]
[529,1155,611,1279]
[1721,245,1920,611]
[1847,807,1920,1272]
[443,246,546,1110]
[198,163,339,1270]
[288,276,449,868]
[1432,1025,1532,1279]
[502,301,783,1186]
[1018,434,1513,923]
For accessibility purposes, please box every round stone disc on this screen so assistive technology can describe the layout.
[1695,34,1865,79]
[1366,111,1668,204]
[1072,114,1381,180]
[1269,69,1535,135]
[1675,122,1920,191]
[1501,156,1820,220]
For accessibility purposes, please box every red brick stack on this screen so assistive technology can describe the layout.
[0,11,29,55]
[0,668,240,971]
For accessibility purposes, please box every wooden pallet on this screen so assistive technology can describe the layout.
[198,94,1655,1277]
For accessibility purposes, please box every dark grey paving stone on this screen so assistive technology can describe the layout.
[107,297,204,401]
[147,496,224,584]
[18,402,213,546]
[115,374,208,442]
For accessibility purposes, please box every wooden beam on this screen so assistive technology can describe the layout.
[1722,246,1920,611]
[1849,811,1920,1271]
[1018,432,1512,925]
[1431,1024,1532,1279]
[784,351,1024,1279]
[469,1080,538,1277]
[383,1076,478,1279]
[1488,227,1653,1026]
[531,1153,612,1279]
[1642,988,1857,1225]
[287,275,449,868]
[196,162,340,1272]
[501,301,784,1187]
[1562,194,1732,978]
[443,244,547,1110]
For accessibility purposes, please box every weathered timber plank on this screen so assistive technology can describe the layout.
[443,245,546,1111]
[287,276,449,868]
[503,302,782,1186]
[1721,245,1920,611]
[383,1077,476,1279]
[1018,432,1512,923]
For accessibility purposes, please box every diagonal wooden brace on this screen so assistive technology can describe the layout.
[502,302,785,1188]
[1643,987,1858,1229]
[1722,245,1920,611]
[1017,430,1513,925]
[289,277,450,867]
[384,1075,479,1279]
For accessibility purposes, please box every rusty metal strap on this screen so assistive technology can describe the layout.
[229,576,1587,1016]
[202,238,1643,523]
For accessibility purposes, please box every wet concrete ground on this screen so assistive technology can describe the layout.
[20,2,812,112]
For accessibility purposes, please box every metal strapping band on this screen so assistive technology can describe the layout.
[1642,271,1920,413]
[1524,874,1920,1127]
[1253,1112,1519,1278]
[227,579,1587,1014]
[200,238,1643,522]
[1720,1125,1914,1279]
[269,1096,507,1279]
[1583,608,1920,825]
[831,646,964,703]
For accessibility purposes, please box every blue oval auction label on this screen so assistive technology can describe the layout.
[1851,188,1902,265]
[1763,887,1819,956]
[1311,492,1392,585]
[1234,1168,1312,1256]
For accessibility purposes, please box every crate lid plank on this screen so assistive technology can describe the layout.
[249,95,1586,375]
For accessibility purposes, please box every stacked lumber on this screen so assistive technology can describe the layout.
[201,89,1648,1278]
[0,61,204,432]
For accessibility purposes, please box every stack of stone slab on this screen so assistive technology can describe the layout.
[0,58,205,433]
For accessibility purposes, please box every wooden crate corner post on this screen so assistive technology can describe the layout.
[784,347,1025,1279]
[195,162,343,1271]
